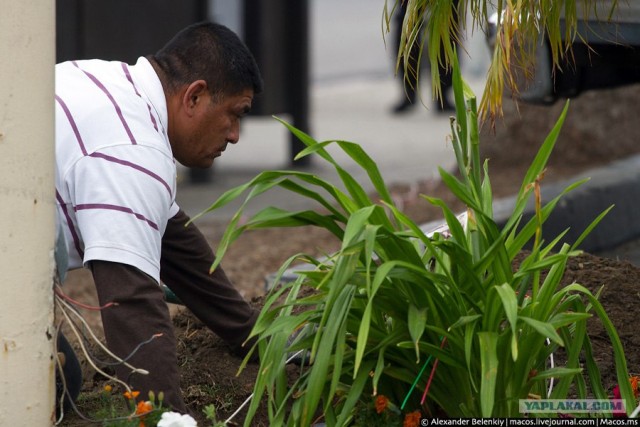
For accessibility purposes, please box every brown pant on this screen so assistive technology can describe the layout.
[91,209,258,413]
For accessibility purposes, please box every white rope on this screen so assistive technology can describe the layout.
[546,338,555,398]
[56,295,149,375]
[56,296,136,393]
[630,402,640,418]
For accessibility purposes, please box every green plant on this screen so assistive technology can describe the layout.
[202,404,228,427]
[384,0,618,119]
[196,60,633,425]
[86,386,169,426]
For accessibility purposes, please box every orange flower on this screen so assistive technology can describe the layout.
[134,400,154,427]
[124,390,140,400]
[375,395,389,414]
[631,376,640,397]
[136,400,153,415]
[404,411,422,427]
[103,384,112,393]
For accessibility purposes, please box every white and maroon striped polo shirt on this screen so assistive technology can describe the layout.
[55,57,179,283]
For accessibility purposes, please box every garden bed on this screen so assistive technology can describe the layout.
[59,84,640,425]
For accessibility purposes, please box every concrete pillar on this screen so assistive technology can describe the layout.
[0,1,56,424]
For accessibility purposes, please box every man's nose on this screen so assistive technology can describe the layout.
[227,125,240,144]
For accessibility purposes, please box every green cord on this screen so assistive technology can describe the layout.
[400,354,434,411]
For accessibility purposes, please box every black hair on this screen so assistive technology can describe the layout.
[152,22,263,99]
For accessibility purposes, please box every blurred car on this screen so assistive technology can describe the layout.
[487,1,640,104]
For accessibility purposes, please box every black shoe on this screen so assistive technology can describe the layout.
[435,99,455,114]
[55,333,83,416]
[392,98,416,114]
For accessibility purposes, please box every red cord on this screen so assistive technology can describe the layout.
[54,285,118,311]
[421,337,447,405]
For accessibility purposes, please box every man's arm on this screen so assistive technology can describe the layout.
[159,209,258,358]
[90,260,187,412]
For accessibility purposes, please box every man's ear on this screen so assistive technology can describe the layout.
[181,80,208,116]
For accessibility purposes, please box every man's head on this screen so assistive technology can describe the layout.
[150,22,263,168]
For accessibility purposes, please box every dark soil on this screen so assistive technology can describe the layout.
[59,83,640,425]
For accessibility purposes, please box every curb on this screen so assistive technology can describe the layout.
[493,153,640,254]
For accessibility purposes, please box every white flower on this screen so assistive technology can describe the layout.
[157,411,198,427]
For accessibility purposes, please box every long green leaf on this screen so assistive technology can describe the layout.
[301,285,355,426]
[563,283,634,412]
[505,179,589,257]
[495,283,519,361]
[449,314,482,330]
[336,140,394,205]
[275,117,394,216]
[336,360,376,426]
[570,205,614,251]
[520,316,564,346]
[439,167,483,212]
[478,332,499,417]
[531,367,582,380]
[408,304,428,362]
[355,300,374,376]
[516,101,570,201]
[342,206,377,247]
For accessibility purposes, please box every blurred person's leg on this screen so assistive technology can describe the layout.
[392,2,420,113]
[436,0,460,112]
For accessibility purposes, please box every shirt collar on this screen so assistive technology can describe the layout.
[129,56,168,135]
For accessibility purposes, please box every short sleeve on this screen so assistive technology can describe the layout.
[66,144,176,282]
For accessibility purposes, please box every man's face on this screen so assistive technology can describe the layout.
[172,88,253,168]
